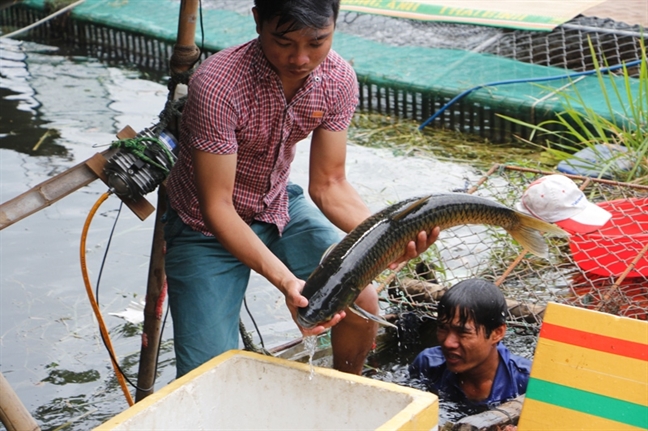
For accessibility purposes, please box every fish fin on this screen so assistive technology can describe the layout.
[509,212,568,259]
[350,304,398,329]
[391,196,429,222]
[319,242,338,264]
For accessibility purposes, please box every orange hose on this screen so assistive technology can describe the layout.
[80,191,134,406]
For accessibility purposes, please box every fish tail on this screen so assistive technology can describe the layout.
[507,212,568,258]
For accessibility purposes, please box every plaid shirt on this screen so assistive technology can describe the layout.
[166,39,358,235]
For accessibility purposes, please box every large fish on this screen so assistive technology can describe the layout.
[296,193,566,329]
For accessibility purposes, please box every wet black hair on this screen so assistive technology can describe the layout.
[437,278,507,338]
[253,0,340,35]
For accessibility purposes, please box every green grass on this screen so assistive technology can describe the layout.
[349,112,546,169]
[501,39,648,185]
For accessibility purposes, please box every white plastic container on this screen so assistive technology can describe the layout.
[95,350,439,431]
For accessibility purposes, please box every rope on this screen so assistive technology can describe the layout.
[157,96,187,134]
[80,191,134,406]
[0,0,86,39]
[492,406,515,423]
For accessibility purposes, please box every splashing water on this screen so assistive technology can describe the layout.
[303,335,317,380]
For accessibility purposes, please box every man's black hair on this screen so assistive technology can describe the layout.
[437,279,507,338]
[253,0,340,35]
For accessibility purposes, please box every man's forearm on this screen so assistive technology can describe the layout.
[309,179,371,234]
[204,206,297,295]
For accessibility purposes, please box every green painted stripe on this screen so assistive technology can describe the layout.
[526,378,648,429]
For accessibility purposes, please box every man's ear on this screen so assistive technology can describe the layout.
[252,7,261,34]
[490,324,506,344]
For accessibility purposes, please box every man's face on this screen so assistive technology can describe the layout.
[254,12,335,85]
[436,312,504,374]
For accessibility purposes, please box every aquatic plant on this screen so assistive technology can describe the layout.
[349,112,542,168]
[502,38,648,185]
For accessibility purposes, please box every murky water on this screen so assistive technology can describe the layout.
[1,37,505,430]
[0,37,176,430]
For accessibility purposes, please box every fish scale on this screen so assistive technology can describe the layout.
[297,193,567,329]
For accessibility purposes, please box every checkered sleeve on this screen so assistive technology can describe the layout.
[320,53,359,132]
[183,64,239,155]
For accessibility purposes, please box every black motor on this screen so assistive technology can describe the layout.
[104,127,178,201]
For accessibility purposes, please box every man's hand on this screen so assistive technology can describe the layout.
[283,278,346,336]
[387,227,441,270]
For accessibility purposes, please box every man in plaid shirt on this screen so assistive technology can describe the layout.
[164,0,439,378]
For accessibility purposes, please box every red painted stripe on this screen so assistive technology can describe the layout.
[540,322,648,361]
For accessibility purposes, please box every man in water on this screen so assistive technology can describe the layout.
[410,279,531,413]
[164,0,438,378]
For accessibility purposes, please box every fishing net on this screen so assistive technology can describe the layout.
[380,165,648,332]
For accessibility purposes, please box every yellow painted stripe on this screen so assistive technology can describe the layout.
[519,398,646,431]
[379,398,439,431]
[532,338,648,406]
[543,302,648,345]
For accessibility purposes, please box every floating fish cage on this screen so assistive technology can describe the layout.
[382,165,648,338]
[342,14,646,141]
[1,3,645,142]
[0,5,186,79]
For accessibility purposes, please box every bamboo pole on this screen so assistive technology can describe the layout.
[134,187,169,401]
[0,126,155,232]
[169,0,201,79]
[0,372,40,431]
[134,0,201,402]
[0,149,114,231]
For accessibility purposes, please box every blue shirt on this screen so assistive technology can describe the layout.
[409,343,531,410]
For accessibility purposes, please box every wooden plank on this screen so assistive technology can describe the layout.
[85,153,154,221]
[530,339,647,405]
[539,302,648,344]
[521,399,644,431]
[453,395,524,431]
[518,302,648,430]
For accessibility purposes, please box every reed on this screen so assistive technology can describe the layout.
[502,38,648,185]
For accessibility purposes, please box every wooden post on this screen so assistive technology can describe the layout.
[169,0,201,80]
[134,187,169,401]
[134,0,201,402]
[0,372,40,431]
[175,0,199,47]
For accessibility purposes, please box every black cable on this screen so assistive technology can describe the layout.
[95,200,123,305]
[243,295,266,350]
[198,0,204,52]
[93,199,167,394]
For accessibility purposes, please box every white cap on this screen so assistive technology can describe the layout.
[515,174,611,234]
